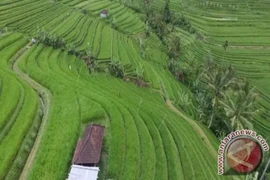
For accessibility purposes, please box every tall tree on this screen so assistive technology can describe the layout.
[163,0,171,23]
[168,35,181,59]
[223,40,229,50]
[149,14,167,41]
[144,0,151,18]
[202,65,236,128]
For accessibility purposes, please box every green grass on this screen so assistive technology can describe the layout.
[0,34,39,179]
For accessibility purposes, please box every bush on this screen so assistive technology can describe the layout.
[36,29,65,49]
[107,61,124,78]
[172,13,196,34]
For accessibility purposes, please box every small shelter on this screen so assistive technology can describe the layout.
[100,9,108,18]
[31,37,36,43]
[72,124,105,166]
[68,165,99,180]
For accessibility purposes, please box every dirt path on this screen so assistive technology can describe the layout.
[166,100,218,158]
[204,39,270,50]
[229,45,270,50]
[11,43,52,180]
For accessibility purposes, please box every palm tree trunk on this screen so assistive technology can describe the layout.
[111,28,113,60]
[208,113,214,128]
[208,97,217,128]
[260,159,270,180]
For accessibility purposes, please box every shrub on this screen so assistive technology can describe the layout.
[36,29,65,49]
[107,60,124,78]
[172,13,196,34]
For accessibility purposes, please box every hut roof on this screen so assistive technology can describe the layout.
[100,9,108,15]
[72,124,105,165]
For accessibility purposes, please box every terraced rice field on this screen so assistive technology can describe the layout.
[0,33,225,180]
[0,0,269,179]
[150,0,270,138]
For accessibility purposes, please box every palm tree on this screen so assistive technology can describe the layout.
[136,62,144,79]
[145,20,150,37]
[219,81,258,130]
[168,35,181,59]
[110,17,117,29]
[144,0,151,18]
[177,90,191,112]
[195,91,209,122]
[80,45,97,73]
[258,150,270,179]
[149,14,167,41]
[203,65,236,128]
[138,38,146,59]
[163,0,171,23]
[195,55,215,86]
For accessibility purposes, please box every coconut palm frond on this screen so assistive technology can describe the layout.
[239,116,253,129]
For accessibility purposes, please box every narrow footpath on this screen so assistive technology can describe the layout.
[10,42,52,180]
